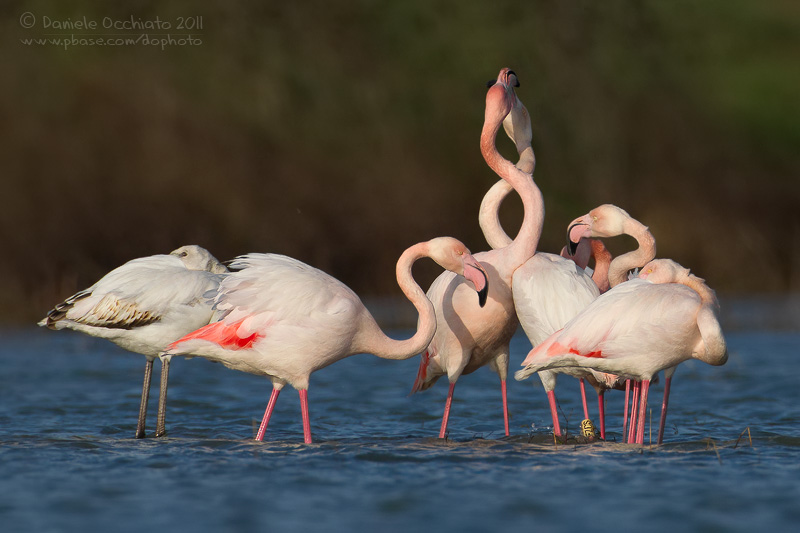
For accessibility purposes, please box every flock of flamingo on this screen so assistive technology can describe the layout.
[39,68,728,445]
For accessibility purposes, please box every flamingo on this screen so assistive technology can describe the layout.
[39,245,229,438]
[515,258,728,444]
[161,237,488,444]
[411,68,543,439]
[476,82,622,440]
[565,204,659,440]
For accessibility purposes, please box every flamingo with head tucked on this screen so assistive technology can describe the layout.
[411,68,543,439]
[162,237,488,444]
[515,258,727,444]
[39,245,228,438]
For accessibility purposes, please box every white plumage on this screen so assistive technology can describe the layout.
[39,245,228,438]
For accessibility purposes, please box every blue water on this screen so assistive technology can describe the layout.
[1,327,798,532]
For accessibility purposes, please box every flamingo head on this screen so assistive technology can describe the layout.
[171,245,229,274]
[484,68,518,125]
[427,237,489,308]
[638,259,690,284]
[566,204,633,254]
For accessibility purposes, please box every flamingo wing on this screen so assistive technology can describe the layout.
[171,254,362,352]
[516,280,701,379]
[512,253,600,345]
[42,255,224,330]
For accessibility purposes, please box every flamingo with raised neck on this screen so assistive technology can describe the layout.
[411,68,544,439]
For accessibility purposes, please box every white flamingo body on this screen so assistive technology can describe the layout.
[39,245,228,438]
[515,259,727,443]
[164,237,488,444]
[45,255,224,356]
[169,253,378,388]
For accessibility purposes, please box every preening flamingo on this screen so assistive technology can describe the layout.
[515,258,727,444]
[162,237,488,444]
[476,81,621,440]
[39,245,228,438]
[411,68,543,439]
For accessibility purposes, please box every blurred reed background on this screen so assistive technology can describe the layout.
[1,0,798,324]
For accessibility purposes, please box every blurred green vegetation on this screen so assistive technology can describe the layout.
[1,0,798,323]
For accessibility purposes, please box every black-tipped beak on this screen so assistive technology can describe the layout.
[566,223,586,255]
[477,269,489,308]
[486,79,496,88]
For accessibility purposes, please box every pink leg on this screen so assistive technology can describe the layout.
[579,379,590,420]
[299,389,312,444]
[657,376,672,445]
[622,379,630,442]
[636,380,650,445]
[255,388,281,441]
[547,390,562,437]
[628,381,640,444]
[598,390,606,440]
[439,382,456,439]
[501,379,509,437]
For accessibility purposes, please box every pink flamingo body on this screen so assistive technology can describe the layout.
[163,237,488,444]
[39,245,228,438]
[515,259,727,444]
[411,69,543,439]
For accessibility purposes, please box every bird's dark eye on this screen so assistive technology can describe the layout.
[180,251,188,257]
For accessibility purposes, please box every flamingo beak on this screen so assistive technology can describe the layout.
[462,255,489,308]
[566,222,588,255]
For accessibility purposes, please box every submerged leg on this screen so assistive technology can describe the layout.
[546,390,562,438]
[136,359,154,439]
[299,389,312,444]
[255,388,282,441]
[598,390,606,440]
[622,380,631,442]
[501,379,509,437]
[155,357,170,438]
[657,375,673,445]
[439,382,456,439]
[636,380,651,445]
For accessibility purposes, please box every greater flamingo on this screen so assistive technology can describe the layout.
[566,203,658,440]
[39,245,229,438]
[162,237,488,444]
[411,68,543,439]
[476,83,622,440]
[515,258,727,444]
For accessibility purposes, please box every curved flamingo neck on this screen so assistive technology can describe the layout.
[681,275,719,308]
[479,108,543,268]
[360,242,437,360]
[478,146,536,250]
[609,219,656,287]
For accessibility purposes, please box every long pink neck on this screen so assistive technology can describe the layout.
[590,240,612,293]
[478,146,535,249]
[356,243,437,360]
[479,113,542,269]
[609,219,656,287]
